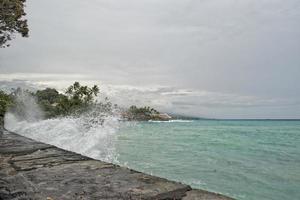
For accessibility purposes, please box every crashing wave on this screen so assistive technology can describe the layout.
[4,90,122,163]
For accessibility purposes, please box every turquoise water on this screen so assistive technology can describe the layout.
[116,120,300,200]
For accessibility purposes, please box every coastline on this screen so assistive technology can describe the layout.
[0,130,234,200]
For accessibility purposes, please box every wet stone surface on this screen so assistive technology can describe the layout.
[0,131,234,200]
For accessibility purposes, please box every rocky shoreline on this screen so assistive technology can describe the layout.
[0,130,234,200]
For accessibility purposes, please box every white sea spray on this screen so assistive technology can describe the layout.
[4,91,122,163]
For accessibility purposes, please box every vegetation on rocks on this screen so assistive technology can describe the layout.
[125,105,161,121]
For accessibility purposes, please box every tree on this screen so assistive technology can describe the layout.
[36,88,60,104]
[31,83,100,117]
[0,90,13,126]
[35,88,65,118]
[46,82,100,116]
[65,82,99,106]
[0,0,29,48]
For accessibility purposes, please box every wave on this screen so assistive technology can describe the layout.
[148,119,194,123]
[4,91,122,163]
[5,113,121,163]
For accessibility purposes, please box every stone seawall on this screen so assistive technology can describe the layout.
[0,130,234,200]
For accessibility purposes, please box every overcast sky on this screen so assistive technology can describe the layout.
[1,0,300,118]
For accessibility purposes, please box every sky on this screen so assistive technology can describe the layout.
[0,0,300,118]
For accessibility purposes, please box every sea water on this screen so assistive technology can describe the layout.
[116,120,300,200]
[6,114,300,200]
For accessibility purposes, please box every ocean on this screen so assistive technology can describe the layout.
[116,120,300,200]
[5,115,300,200]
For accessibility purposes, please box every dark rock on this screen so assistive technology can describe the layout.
[183,189,234,200]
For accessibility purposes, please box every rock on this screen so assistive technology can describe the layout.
[183,190,233,200]
[151,113,172,121]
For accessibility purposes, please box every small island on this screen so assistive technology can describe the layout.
[122,105,172,121]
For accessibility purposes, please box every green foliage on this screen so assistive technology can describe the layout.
[0,90,13,126]
[65,82,99,106]
[61,82,99,115]
[35,88,64,118]
[36,88,61,104]
[34,82,100,118]
[0,0,29,47]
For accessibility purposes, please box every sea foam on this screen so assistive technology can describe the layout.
[4,91,122,163]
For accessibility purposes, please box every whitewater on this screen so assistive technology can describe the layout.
[5,113,121,163]
[4,91,122,163]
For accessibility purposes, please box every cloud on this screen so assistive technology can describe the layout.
[0,80,40,93]
[0,0,299,118]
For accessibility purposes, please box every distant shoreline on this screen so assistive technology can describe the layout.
[168,116,300,121]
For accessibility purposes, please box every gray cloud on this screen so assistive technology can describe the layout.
[0,0,299,118]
